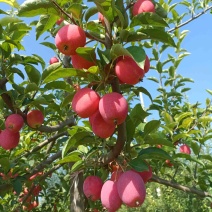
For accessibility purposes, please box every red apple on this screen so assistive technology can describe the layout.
[71,53,96,69]
[133,164,152,183]
[83,175,103,201]
[101,180,122,211]
[98,12,105,25]
[144,55,150,73]
[5,114,24,133]
[27,110,44,128]
[133,0,155,16]
[180,144,191,155]
[0,129,20,150]
[117,170,146,207]
[115,56,145,85]
[165,159,173,167]
[55,24,86,55]
[99,92,128,125]
[49,57,59,65]
[72,88,100,118]
[56,17,64,25]
[89,111,115,138]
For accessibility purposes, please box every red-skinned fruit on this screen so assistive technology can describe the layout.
[117,170,146,207]
[56,17,64,25]
[0,129,20,150]
[98,12,105,25]
[101,180,122,212]
[83,176,103,201]
[5,114,24,133]
[144,55,150,73]
[115,56,145,85]
[27,110,44,128]
[165,159,173,167]
[180,144,191,154]
[99,92,128,125]
[133,0,155,16]
[71,53,96,69]
[72,88,100,118]
[89,111,115,138]
[49,57,59,65]
[133,164,153,184]
[32,184,42,196]
[55,24,86,55]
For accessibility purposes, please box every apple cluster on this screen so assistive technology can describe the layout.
[83,162,152,211]
[0,110,44,150]
[71,88,128,138]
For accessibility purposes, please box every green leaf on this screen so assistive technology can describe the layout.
[0,17,22,26]
[131,12,169,28]
[126,115,135,142]
[10,67,25,80]
[126,46,146,68]
[140,29,176,47]
[84,6,98,22]
[190,142,200,155]
[0,0,19,8]
[147,77,159,83]
[44,81,72,92]
[110,44,131,60]
[67,3,83,20]
[36,14,58,40]
[25,65,41,85]
[25,83,39,93]
[173,153,204,166]
[12,178,22,196]
[76,47,96,62]
[174,112,193,123]
[40,41,57,51]
[130,104,149,127]
[18,0,59,17]
[70,160,85,173]
[144,134,174,147]
[206,89,212,95]
[139,147,173,161]
[143,120,160,138]
[57,151,82,164]
[42,68,86,84]
[129,158,149,172]
[133,87,153,102]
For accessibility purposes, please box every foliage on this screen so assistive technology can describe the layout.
[0,0,212,211]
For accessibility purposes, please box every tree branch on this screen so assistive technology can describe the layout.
[168,5,212,33]
[37,116,75,133]
[151,175,212,198]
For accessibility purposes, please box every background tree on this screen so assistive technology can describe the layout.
[0,0,212,211]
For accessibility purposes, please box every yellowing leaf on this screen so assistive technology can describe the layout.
[0,0,19,8]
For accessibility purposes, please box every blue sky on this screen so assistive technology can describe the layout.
[1,1,212,110]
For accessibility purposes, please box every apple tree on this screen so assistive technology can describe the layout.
[0,0,212,211]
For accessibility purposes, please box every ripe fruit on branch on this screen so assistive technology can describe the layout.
[117,170,146,207]
[133,164,153,183]
[89,111,115,138]
[99,92,128,125]
[180,144,191,155]
[71,53,96,69]
[165,159,173,167]
[98,13,105,26]
[0,129,20,150]
[27,110,44,128]
[49,57,59,65]
[5,114,24,133]
[72,88,100,118]
[83,175,103,201]
[115,56,145,85]
[133,0,155,16]
[144,55,150,73]
[101,180,122,211]
[56,17,64,25]
[55,24,86,55]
